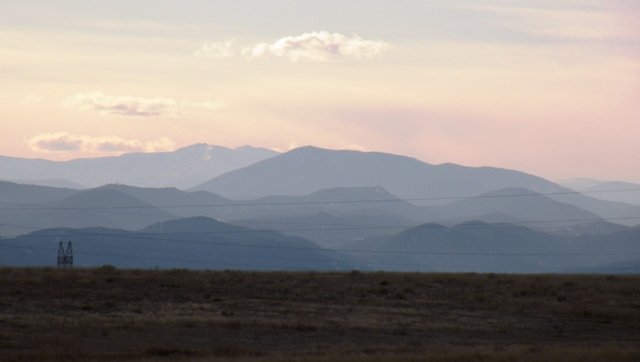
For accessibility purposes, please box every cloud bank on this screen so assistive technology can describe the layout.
[196,32,390,63]
[27,132,175,153]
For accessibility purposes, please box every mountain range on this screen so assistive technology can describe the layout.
[1,144,639,273]
[193,146,562,201]
[2,180,635,241]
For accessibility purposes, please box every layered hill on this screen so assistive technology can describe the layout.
[581,181,640,205]
[232,211,416,249]
[422,187,602,226]
[97,184,235,218]
[2,178,635,242]
[0,180,77,204]
[342,222,640,273]
[0,188,176,237]
[234,186,422,220]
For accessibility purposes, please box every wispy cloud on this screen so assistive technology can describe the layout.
[27,132,175,153]
[196,32,391,63]
[194,39,235,58]
[64,92,226,117]
[65,92,178,117]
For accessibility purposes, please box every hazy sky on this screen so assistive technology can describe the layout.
[1,0,639,182]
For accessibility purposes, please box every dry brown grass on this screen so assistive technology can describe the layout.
[0,267,639,361]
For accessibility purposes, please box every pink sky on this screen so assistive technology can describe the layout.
[1,1,639,182]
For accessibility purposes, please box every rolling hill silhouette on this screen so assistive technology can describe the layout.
[342,221,640,273]
[0,216,361,270]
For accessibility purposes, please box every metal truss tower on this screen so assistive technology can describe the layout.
[57,241,73,268]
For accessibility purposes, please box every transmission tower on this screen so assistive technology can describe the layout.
[57,241,73,268]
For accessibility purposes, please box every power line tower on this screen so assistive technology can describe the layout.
[57,241,73,268]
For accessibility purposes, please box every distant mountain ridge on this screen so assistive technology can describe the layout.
[560,178,640,205]
[0,144,279,189]
[192,146,640,225]
[192,146,562,200]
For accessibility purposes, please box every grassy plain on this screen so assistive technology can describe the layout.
[1,267,639,361]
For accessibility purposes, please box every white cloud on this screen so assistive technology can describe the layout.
[194,39,235,58]
[27,132,175,154]
[195,32,391,63]
[246,31,390,62]
[64,91,178,117]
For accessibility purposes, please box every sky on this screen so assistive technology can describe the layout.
[1,0,639,182]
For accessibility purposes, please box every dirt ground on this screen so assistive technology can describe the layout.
[1,267,639,361]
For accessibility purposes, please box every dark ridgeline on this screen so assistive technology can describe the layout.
[0,217,360,271]
[2,216,639,273]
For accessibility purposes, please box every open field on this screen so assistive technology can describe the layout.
[1,267,639,361]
